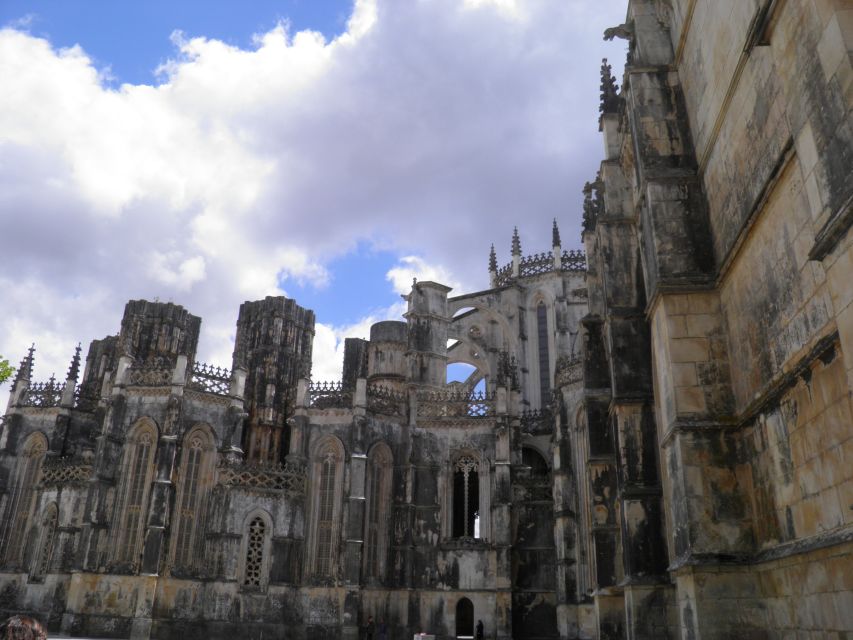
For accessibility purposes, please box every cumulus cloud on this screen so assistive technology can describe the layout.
[0,0,627,397]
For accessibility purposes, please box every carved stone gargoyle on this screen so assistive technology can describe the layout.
[604,21,634,41]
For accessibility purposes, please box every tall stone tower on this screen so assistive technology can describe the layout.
[232,296,315,465]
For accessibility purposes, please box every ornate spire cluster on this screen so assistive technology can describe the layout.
[582,172,604,235]
[511,227,521,256]
[67,343,82,382]
[552,219,561,247]
[488,244,497,272]
[14,344,35,384]
[599,58,621,116]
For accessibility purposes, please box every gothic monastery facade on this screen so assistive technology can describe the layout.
[1,0,852,638]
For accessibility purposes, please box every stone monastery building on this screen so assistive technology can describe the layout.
[1,1,852,638]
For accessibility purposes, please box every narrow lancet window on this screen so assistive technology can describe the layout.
[453,456,480,538]
[537,301,550,405]
[316,452,337,576]
[113,422,157,566]
[1,434,47,566]
[31,503,58,579]
[364,444,392,580]
[242,516,266,587]
[172,427,215,572]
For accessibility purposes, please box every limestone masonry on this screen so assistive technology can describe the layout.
[1,0,851,638]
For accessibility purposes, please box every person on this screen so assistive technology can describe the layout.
[378,618,388,640]
[0,616,47,640]
[365,615,376,640]
[476,619,484,640]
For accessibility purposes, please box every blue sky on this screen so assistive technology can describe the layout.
[0,0,627,384]
[0,0,353,85]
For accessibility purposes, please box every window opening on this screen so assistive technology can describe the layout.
[315,451,338,576]
[32,503,57,579]
[364,446,391,580]
[453,456,480,538]
[243,516,266,587]
[172,431,213,571]
[114,428,156,565]
[1,436,46,565]
[537,302,550,405]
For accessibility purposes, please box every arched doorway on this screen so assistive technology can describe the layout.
[456,597,474,639]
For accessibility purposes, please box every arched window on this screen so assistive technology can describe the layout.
[453,455,480,538]
[537,301,551,406]
[364,443,392,581]
[241,514,270,589]
[112,420,157,567]
[456,597,474,639]
[308,438,344,579]
[1,432,47,566]
[31,502,58,579]
[171,425,216,573]
[522,447,550,478]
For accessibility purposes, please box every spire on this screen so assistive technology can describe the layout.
[14,344,35,384]
[67,342,82,382]
[488,244,497,272]
[511,227,521,256]
[600,58,620,115]
[552,219,561,247]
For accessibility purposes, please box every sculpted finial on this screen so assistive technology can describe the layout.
[599,58,620,115]
[67,342,82,382]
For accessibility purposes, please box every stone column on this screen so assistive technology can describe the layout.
[493,385,512,640]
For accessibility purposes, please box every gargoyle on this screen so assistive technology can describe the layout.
[604,21,634,41]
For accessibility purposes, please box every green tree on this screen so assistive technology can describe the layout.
[0,355,14,385]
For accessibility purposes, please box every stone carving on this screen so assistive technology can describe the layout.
[603,22,634,41]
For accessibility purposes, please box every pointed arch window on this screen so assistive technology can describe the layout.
[112,421,157,567]
[241,514,269,588]
[537,301,551,406]
[31,502,58,579]
[308,438,344,579]
[1,433,47,566]
[453,455,480,538]
[364,444,392,581]
[171,426,216,573]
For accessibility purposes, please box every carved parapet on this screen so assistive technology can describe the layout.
[494,250,586,286]
[519,408,554,435]
[554,354,583,388]
[417,389,494,418]
[125,355,174,387]
[307,380,352,409]
[217,460,307,496]
[20,379,64,408]
[40,456,93,487]
[187,361,231,396]
[366,384,408,417]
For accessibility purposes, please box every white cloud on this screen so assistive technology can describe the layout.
[386,256,460,296]
[0,0,628,399]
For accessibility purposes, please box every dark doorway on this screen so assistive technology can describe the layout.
[456,598,474,639]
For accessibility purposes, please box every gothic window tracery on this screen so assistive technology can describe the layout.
[364,444,392,581]
[308,438,344,579]
[171,426,215,573]
[0,433,47,566]
[31,502,57,579]
[536,301,551,406]
[453,455,480,538]
[242,516,267,588]
[112,420,157,567]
